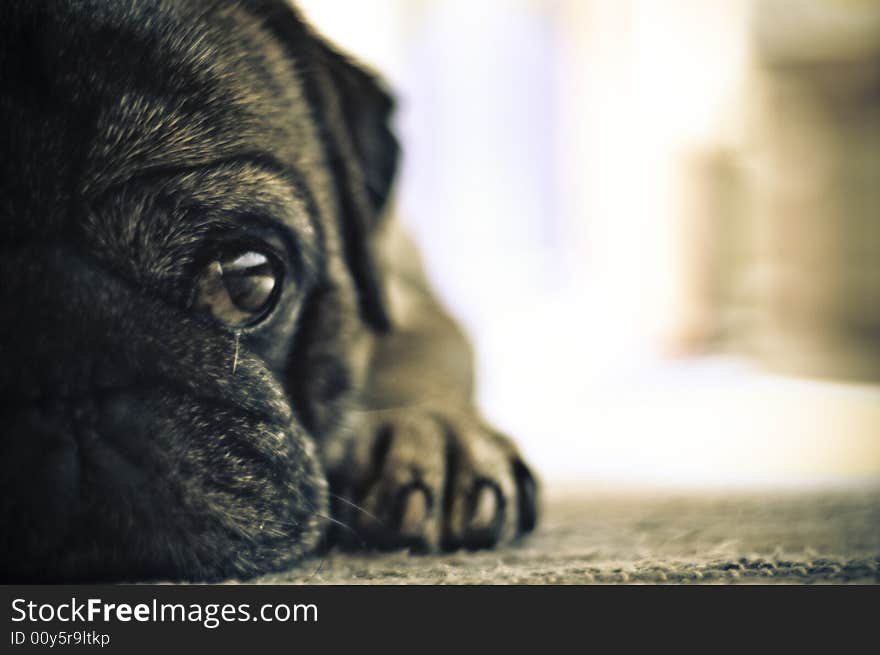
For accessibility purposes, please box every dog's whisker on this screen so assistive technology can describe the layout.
[231,332,240,375]
[329,493,383,525]
[308,555,327,580]
[316,513,367,549]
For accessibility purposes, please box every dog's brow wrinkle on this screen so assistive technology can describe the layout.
[85,152,296,203]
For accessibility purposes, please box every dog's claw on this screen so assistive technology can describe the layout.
[514,460,538,534]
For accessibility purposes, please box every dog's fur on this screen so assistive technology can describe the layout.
[0,0,537,582]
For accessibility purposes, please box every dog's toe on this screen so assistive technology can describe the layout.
[451,480,505,550]
[337,412,445,550]
[441,423,525,550]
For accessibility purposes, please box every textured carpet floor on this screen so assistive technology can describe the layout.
[252,485,880,584]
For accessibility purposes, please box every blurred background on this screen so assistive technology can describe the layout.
[298,0,880,488]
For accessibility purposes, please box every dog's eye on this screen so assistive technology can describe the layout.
[193,250,281,327]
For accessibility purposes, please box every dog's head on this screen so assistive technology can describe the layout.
[0,0,397,581]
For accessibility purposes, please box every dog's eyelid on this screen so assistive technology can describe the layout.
[205,219,304,275]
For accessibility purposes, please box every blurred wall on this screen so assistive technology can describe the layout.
[738,0,880,380]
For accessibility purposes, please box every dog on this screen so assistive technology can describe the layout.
[0,0,537,582]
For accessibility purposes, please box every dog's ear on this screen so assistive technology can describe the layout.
[247,1,399,332]
[305,34,399,332]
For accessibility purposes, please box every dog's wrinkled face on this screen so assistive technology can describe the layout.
[0,0,397,581]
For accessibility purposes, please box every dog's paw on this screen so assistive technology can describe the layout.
[322,407,538,552]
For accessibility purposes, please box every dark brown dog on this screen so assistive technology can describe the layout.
[0,0,537,582]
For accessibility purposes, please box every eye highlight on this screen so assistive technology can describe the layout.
[193,248,282,328]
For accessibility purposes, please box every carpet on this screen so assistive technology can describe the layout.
[252,485,880,584]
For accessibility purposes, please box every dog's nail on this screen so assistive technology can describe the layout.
[469,484,498,531]
[514,460,538,534]
[397,488,430,535]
